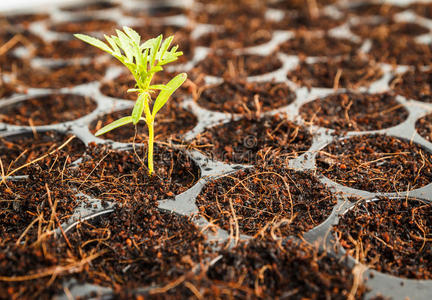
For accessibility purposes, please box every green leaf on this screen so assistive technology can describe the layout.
[152,73,187,117]
[149,85,168,90]
[123,26,141,45]
[116,30,133,62]
[158,35,174,61]
[74,34,112,54]
[95,116,133,136]
[132,93,147,125]
[150,34,163,67]
[105,35,120,55]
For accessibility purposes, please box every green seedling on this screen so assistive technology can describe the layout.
[75,27,187,176]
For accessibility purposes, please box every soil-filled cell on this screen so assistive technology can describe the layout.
[148,238,366,299]
[344,2,403,16]
[317,135,432,192]
[189,114,312,165]
[68,144,200,203]
[280,34,358,57]
[197,80,295,114]
[15,62,107,89]
[409,3,432,19]
[90,104,197,143]
[416,113,432,142]
[50,19,117,34]
[268,0,337,10]
[0,94,97,126]
[0,131,85,176]
[335,197,432,279]
[34,39,104,59]
[368,36,432,66]
[391,68,432,102]
[0,175,79,247]
[66,203,209,291]
[351,22,430,39]
[287,55,383,89]
[197,165,337,236]
[299,93,408,132]
[193,52,282,78]
[271,12,345,31]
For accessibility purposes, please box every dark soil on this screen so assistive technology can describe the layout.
[197,165,337,236]
[0,13,49,27]
[67,143,200,203]
[351,21,430,39]
[317,134,432,192]
[15,61,107,89]
[271,11,345,31]
[0,130,85,176]
[0,80,15,99]
[287,55,383,89]
[50,19,118,34]
[409,3,432,19]
[367,36,432,66]
[0,94,97,126]
[196,24,272,49]
[391,68,432,102]
[343,2,403,16]
[189,114,312,165]
[415,113,432,142]
[299,93,408,132]
[0,172,80,247]
[193,2,265,25]
[197,80,295,114]
[268,0,337,10]
[150,238,366,299]
[279,34,358,57]
[335,197,432,279]
[67,202,210,292]
[34,39,105,59]
[90,104,197,144]
[193,52,282,78]
[125,5,187,18]
[61,1,119,12]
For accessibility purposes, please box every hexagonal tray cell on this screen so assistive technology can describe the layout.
[342,2,404,17]
[391,68,432,102]
[197,80,295,114]
[89,105,197,144]
[351,21,430,40]
[334,197,432,279]
[15,62,107,89]
[0,175,81,247]
[196,23,273,50]
[124,5,187,18]
[67,144,200,203]
[197,165,337,237]
[299,93,408,132]
[150,238,367,299]
[270,11,345,31]
[49,18,118,34]
[0,130,85,176]
[62,203,209,294]
[415,113,432,143]
[192,51,282,78]
[0,94,97,126]
[316,134,432,193]
[279,34,359,57]
[367,36,432,66]
[189,114,312,165]
[287,55,383,89]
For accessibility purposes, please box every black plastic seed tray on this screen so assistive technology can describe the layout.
[1,0,432,299]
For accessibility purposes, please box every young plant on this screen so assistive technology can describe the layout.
[74,27,186,176]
